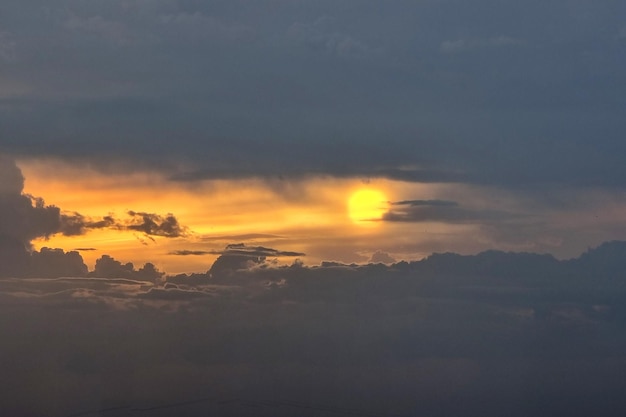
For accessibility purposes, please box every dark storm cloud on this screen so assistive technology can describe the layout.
[1,1,624,188]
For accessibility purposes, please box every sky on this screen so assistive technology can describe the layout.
[1,0,626,273]
[2,1,626,415]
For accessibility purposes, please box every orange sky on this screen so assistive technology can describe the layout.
[16,157,626,274]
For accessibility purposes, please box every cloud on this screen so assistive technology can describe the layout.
[164,244,307,283]
[212,243,305,258]
[440,36,525,53]
[4,240,626,415]
[59,210,188,239]
[1,1,624,190]
[0,155,67,275]
[391,199,459,207]
[383,198,518,223]
[137,286,213,300]
[369,250,396,264]
[60,213,116,236]
[169,250,212,256]
[30,247,88,278]
[287,17,375,59]
[124,210,188,237]
[91,254,164,282]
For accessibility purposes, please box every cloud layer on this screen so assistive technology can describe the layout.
[3,241,626,415]
[0,1,624,188]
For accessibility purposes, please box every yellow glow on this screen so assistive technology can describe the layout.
[348,189,389,225]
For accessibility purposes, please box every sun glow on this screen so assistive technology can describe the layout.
[348,189,389,225]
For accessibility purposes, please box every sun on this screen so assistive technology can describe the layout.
[348,189,389,225]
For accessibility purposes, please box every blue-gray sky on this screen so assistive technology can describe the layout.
[1,0,625,186]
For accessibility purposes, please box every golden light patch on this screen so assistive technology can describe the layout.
[348,189,389,225]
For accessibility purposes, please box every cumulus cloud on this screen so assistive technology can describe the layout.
[203,243,305,280]
[30,247,88,278]
[91,254,163,282]
[369,250,396,264]
[0,156,65,275]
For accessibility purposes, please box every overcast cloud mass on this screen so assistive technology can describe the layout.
[1,0,624,186]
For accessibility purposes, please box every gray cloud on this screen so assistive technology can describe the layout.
[60,210,188,238]
[369,250,396,264]
[91,254,163,282]
[124,210,187,238]
[169,250,213,256]
[60,213,116,236]
[0,1,623,189]
[383,198,519,224]
[0,156,65,275]
[212,243,305,258]
[391,199,459,207]
[3,241,626,414]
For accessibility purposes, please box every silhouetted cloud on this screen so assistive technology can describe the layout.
[390,199,459,207]
[61,211,189,238]
[30,247,88,278]
[369,250,396,264]
[0,156,65,275]
[383,198,518,223]
[60,213,116,236]
[169,250,212,256]
[91,254,163,282]
[124,210,187,238]
[211,243,305,258]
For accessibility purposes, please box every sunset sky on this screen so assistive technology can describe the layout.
[2,0,625,275]
[3,2,626,415]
